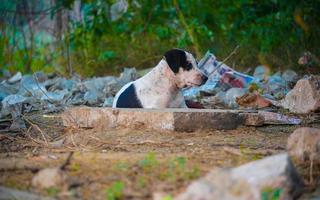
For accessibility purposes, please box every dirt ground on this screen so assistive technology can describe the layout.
[0,112,319,200]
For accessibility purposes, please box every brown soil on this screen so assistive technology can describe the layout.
[0,112,318,200]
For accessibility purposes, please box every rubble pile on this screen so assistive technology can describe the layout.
[1,51,319,131]
[183,51,320,113]
[0,68,138,131]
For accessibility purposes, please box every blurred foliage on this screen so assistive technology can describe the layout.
[0,0,319,76]
[105,181,125,200]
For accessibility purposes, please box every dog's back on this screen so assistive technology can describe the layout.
[112,82,142,108]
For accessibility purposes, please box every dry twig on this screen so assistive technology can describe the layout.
[22,115,49,146]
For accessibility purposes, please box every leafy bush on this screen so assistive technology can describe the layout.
[1,0,319,76]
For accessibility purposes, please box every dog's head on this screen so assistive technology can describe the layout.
[164,49,207,88]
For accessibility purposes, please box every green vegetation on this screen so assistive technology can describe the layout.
[261,187,283,200]
[1,0,319,76]
[46,187,60,197]
[107,153,202,198]
[105,181,125,200]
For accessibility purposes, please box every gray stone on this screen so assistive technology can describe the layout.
[41,90,69,103]
[175,154,303,200]
[118,67,138,84]
[1,94,27,131]
[32,167,68,189]
[288,127,320,163]
[83,76,117,92]
[281,76,320,113]
[84,90,99,105]
[287,127,320,185]
[0,186,55,200]
[8,72,22,84]
[258,111,301,125]
[45,77,75,92]
[33,71,48,83]
[103,97,114,107]
[0,82,19,101]
[241,113,264,126]
[1,95,27,116]
[18,75,48,98]
[282,69,298,87]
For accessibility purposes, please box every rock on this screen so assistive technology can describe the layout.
[200,92,225,109]
[0,186,55,200]
[84,90,99,105]
[8,72,22,84]
[32,167,68,189]
[177,169,261,200]
[18,75,48,98]
[241,113,265,126]
[282,69,298,88]
[175,154,304,200]
[288,127,320,163]
[1,95,27,131]
[281,76,320,113]
[0,82,19,102]
[287,127,320,185]
[33,71,48,83]
[236,93,272,108]
[45,77,75,92]
[41,90,69,103]
[258,111,301,125]
[103,97,114,107]
[1,95,27,116]
[118,67,138,84]
[83,77,116,91]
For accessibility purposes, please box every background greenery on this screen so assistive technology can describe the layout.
[1,0,319,77]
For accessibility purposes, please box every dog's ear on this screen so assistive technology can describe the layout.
[164,49,188,73]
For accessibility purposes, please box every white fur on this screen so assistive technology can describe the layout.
[113,51,203,109]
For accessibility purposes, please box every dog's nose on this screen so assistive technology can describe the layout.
[201,75,208,85]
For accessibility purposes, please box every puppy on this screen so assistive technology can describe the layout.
[112,49,207,109]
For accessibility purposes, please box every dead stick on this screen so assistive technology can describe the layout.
[60,152,74,170]
[216,45,240,69]
[22,115,48,146]
[33,74,55,104]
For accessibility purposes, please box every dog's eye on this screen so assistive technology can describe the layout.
[185,62,193,71]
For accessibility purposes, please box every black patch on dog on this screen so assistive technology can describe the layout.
[116,83,142,108]
[164,49,192,73]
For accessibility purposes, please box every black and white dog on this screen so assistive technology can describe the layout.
[112,49,207,109]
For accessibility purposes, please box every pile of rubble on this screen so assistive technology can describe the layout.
[1,51,320,131]
[0,68,138,131]
[183,51,320,114]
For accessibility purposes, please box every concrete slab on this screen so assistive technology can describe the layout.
[61,107,301,132]
[61,107,245,131]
